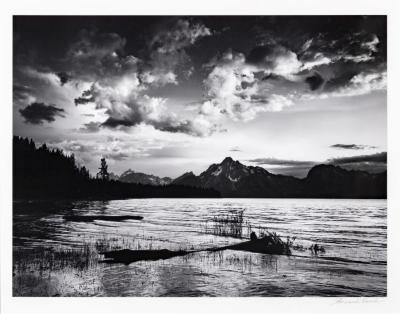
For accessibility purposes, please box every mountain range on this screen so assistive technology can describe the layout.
[115,169,172,186]
[171,157,386,198]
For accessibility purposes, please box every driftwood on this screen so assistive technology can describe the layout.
[207,237,291,255]
[100,249,190,264]
[64,215,143,222]
[100,236,291,264]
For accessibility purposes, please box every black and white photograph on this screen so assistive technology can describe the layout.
[2,1,400,311]
[10,14,389,297]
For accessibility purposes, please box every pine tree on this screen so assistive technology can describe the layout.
[97,157,109,180]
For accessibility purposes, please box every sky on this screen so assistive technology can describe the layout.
[13,16,387,178]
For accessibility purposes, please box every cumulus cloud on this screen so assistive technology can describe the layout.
[247,44,302,78]
[47,138,135,166]
[298,31,381,66]
[74,81,215,136]
[140,70,178,86]
[301,53,332,71]
[293,31,386,96]
[67,19,211,85]
[14,17,387,139]
[340,33,380,63]
[49,139,139,164]
[362,34,380,52]
[21,67,61,86]
[144,19,212,86]
[198,27,386,125]
[201,50,294,122]
[48,127,193,173]
[19,102,65,124]
[326,70,387,97]
[67,21,217,136]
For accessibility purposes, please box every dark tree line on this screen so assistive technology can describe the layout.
[13,136,220,200]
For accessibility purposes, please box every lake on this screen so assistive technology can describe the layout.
[13,198,387,297]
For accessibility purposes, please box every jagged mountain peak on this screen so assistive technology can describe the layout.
[203,157,266,177]
[171,157,386,198]
[182,171,195,176]
[200,157,255,186]
[118,169,172,186]
[222,156,234,164]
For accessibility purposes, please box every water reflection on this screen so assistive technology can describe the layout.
[13,198,387,296]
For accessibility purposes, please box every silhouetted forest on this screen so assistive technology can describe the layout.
[13,136,220,200]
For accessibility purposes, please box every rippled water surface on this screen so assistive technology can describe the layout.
[13,198,386,296]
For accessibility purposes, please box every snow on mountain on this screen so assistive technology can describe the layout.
[118,169,172,186]
[171,156,386,198]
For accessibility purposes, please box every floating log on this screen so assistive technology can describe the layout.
[100,236,291,264]
[207,236,291,255]
[100,249,190,264]
[64,215,143,222]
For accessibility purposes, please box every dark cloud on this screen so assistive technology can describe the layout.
[13,16,386,137]
[153,120,197,135]
[246,17,386,98]
[66,28,130,80]
[250,153,387,168]
[68,28,126,59]
[305,72,324,90]
[19,102,65,124]
[79,121,102,133]
[330,144,378,150]
[327,152,387,173]
[247,157,317,178]
[74,89,95,105]
[100,114,214,136]
[13,84,34,105]
[56,72,71,86]
[328,152,386,165]
[145,18,212,85]
[247,45,276,65]
[229,146,242,152]
[323,70,359,91]
[101,117,134,128]
[13,83,33,95]
[248,157,317,167]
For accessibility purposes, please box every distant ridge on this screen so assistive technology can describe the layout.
[118,169,172,185]
[172,157,386,198]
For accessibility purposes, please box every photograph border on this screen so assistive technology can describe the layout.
[1,0,399,313]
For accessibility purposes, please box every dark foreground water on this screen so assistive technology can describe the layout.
[13,198,386,297]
